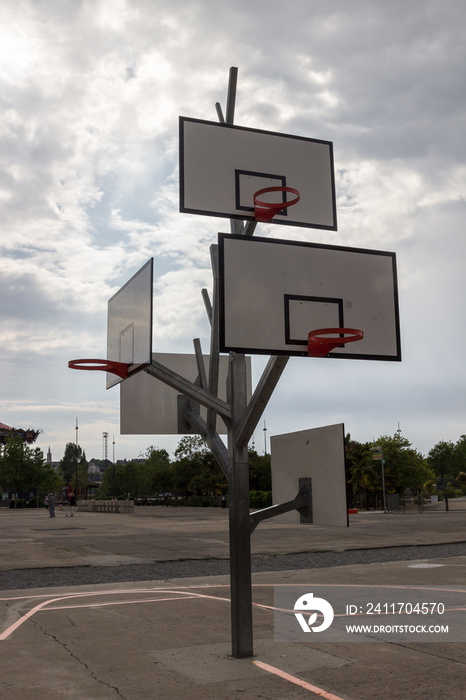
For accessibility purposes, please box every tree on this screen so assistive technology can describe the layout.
[451,435,466,478]
[372,434,434,494]
[248,449,271,491]
[427,440,456,481]
[144,446,173,495]
[172,436,226,496]
[0,436,36,501]
[30,448,62,502]
[428,436,466,490]
[116,461,146,499]
[345,435,374,503]
[59,442,88,497]
[0,437,61,505]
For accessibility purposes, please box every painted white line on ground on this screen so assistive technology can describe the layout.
[2,582,464,641]
[0,587,232,640]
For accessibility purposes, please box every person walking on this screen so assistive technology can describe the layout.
[48,493,56,518]
[66,491,76,517]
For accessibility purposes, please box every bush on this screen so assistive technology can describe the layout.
[249,490,272,509]
[9,498,28,508]
[183,495,219,507]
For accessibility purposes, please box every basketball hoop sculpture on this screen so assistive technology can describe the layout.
[254,186,300,222]
[308,329,364,358]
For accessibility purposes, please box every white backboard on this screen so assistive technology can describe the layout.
[271,424,347,527]
[219,234,401,361]
[179,117,337,230]
[107,259,153,388]
[120,352,252,435]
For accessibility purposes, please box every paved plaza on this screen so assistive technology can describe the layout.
[1,505,465,699]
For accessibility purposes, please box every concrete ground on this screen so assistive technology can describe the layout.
[1,505,465,699]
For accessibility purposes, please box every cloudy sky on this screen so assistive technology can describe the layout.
[1,0,465,464]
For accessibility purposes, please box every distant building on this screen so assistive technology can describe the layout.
[45,446,60,470]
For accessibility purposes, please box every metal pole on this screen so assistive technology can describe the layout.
[381,446,386,513]
[228,352,253,658]
[75,418,79,502]
[112,436,115,501]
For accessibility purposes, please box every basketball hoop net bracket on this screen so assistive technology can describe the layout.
[68,359,129,379]
[254,186,300,223]
[308,328,364,358]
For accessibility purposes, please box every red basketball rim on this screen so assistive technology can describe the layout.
[308,328,364,357]
[68,359,129,379]
[254,186,300,222]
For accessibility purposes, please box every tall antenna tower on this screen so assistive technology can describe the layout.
[103,432,108,464]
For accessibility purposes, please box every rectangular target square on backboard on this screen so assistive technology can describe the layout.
[119,324,135,364]
[235,170,286,213]
[285,295,344,345]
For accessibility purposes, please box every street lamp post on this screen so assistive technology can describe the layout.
[75,418,79,502]
[371,445,386,513]
[112,436,116,501]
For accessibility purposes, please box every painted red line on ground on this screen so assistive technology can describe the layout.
[253,659,346,700]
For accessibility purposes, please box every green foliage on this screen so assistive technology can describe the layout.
[56,430,466,509]
[96,439,272,503]
[145,446,173,495]
[0,436,36,495]
[59,442,88,496]
[10,498,27,508]
[0,436,61,501]
[372,434,435,493]
[427,436,466,488]
[248,450,271,491]
[346,432,435,497]
[249,490,272,508]
[172,436,226,496]
[427,440,456,478]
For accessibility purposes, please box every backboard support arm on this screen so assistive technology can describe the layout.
[249,478,313,534]
[144,359,231,423]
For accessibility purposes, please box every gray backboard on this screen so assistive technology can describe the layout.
[107,259,153,388]
[219,234,401,361]
[120,352,252,435]
[271,424,347,527]
[180,117,337,230]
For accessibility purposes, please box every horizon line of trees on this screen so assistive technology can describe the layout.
[2,431,466,506]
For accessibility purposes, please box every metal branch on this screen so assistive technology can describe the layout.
[202,288,213,324]
[144,359,231,422]
[184,406,229,479]
[225,67,238,125]
[215,102,225,123]
[235,356,289,450]
[243,220,257,237]
[193,338,208,390]
[207,245,221,434]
